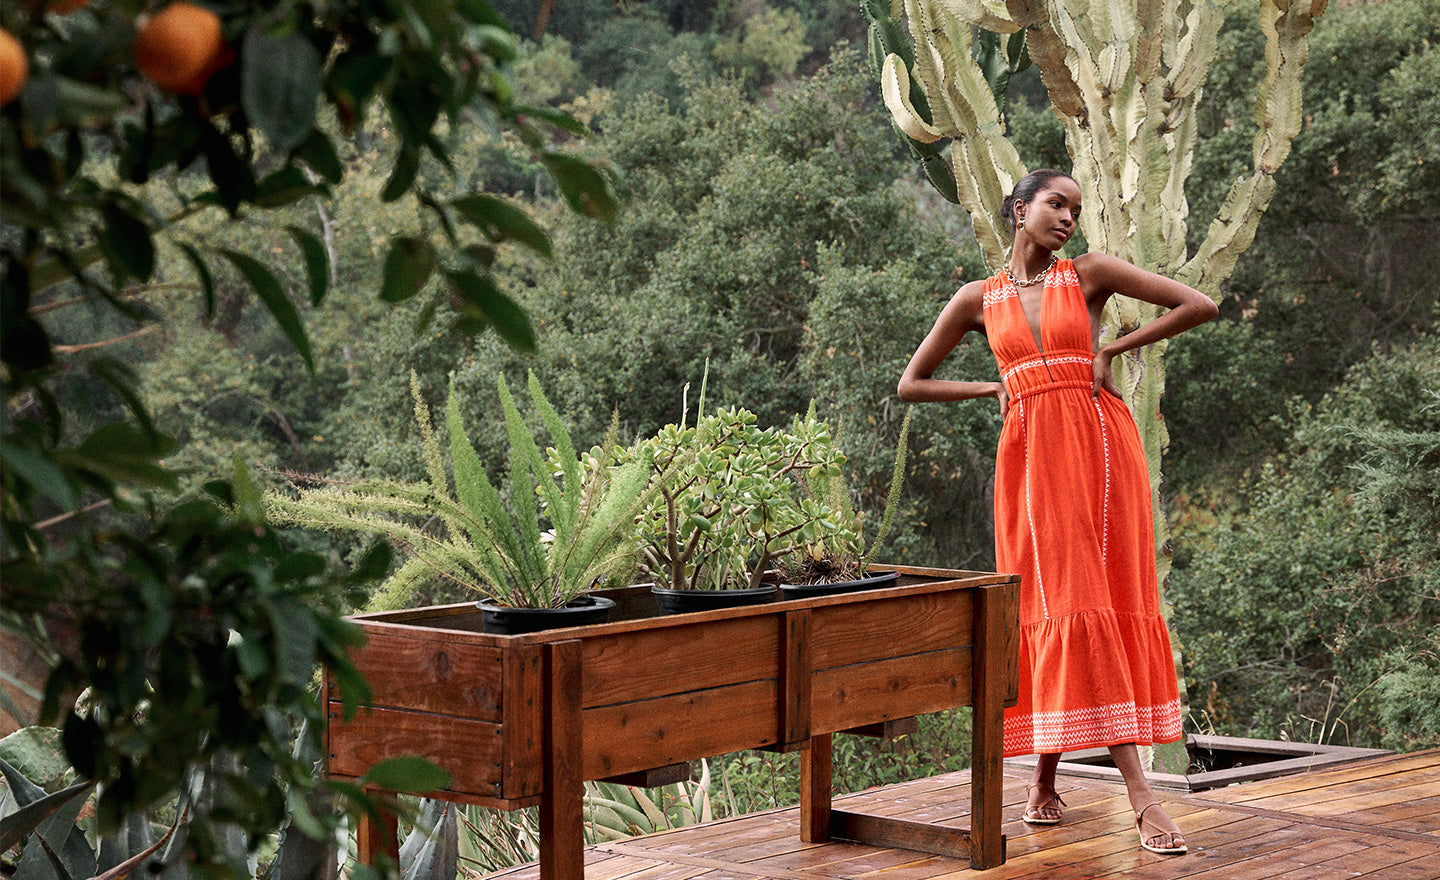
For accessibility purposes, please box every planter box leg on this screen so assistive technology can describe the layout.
[356,797,399,868]
[970,583,1012,870]
[541,640,584,880]
[799,733,832,843]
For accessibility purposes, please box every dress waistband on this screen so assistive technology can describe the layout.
[1003,350,1095,397]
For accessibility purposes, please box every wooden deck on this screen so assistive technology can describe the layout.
[487,749,1440,879]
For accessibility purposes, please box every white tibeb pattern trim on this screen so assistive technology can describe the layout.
[983,284,1014,308]
[1051,264,1080,287]
[1004,698,1184,754]
[1092,398,1112,563]
[1002,354,1093,382]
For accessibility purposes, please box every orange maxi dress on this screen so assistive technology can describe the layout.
[983,259,1184,757]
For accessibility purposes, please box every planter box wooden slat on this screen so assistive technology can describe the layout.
[357,632,505,720]
[582,679,781,778]
[326,566,1019,876]
[579,615,782,707]
[809,590,973,667]
[811,647,972,731]
[326,706,504,797]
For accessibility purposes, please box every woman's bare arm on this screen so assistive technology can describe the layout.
[1075,252,1219,398]
[897,281,1008,412]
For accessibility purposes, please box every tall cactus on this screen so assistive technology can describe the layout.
[867,0,1326,761]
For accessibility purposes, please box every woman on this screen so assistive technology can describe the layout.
[897,168,1217,855]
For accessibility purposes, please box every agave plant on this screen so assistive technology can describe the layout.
[451,763,713,874]
[270,371,663,610]
[780,406,912,585]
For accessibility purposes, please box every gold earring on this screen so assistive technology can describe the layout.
[1017,219,1025,230]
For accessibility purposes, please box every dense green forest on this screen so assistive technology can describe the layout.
[3,0,1438,874]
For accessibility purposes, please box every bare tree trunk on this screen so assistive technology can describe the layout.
[532,0,557,41]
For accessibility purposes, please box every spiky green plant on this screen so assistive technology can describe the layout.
[269,371,663,610]
[782,406,913,584]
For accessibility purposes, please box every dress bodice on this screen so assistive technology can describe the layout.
[982,259,1095,401]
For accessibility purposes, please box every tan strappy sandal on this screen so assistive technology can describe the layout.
[1135,802,1187,854]
[1021,784,1065,825]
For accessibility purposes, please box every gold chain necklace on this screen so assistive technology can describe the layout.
[1004,254,1058,288]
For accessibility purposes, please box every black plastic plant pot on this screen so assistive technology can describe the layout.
[478,595,617,634]
[779,570,900,599]
[650,584,777,615]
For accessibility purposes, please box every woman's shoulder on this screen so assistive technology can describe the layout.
[1070,251,1142,280]
[1068,252,1134,298]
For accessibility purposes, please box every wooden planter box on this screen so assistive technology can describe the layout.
[325,565,1019,875]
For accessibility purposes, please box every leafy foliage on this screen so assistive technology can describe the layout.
[1,466,393,874]
[1,0,616,873]
[713,2,811,90]
[1170,334,1440,748]
[782,405,911,583]
[1186,0,1440,405]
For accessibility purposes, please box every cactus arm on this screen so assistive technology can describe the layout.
[882,56,946,142]
[935,0,1022,32]
[894,0,1027,268]
[1176,0,1321,296]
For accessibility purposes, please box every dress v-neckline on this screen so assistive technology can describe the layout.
[1013,277,1047,355]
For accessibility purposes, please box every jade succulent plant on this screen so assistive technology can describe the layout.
[623,405,843,591]
[780,407,912,585]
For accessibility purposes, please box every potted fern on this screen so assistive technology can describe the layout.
[777,407,912,597]
[626,405,842,613]
[269,371,663,633]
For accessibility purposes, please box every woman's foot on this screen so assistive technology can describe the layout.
[1135,802,1187,854]
[1022,783,1065,824]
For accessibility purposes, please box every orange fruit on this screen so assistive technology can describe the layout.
[172,39,233,96]
[0,28,26,106]
[133,2,225,95]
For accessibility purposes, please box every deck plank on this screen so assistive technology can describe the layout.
[485,749,1440,879]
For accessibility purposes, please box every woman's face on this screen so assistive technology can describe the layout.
[1017,177,1082,250]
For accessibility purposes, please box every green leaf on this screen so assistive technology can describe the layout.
[286,226,331,306]
[347,541,394,583]
[451,194,553,257]
[231,457,265,524]
[515,104,587,136]
[242,26,323,154]
[202,121,257,214]
[382,147,421,202]
[0,441,77,508]
[540,153,621,224]
[454,0,509,28]
[177,243,216,318]
[294,129,344,184]
[0,728,70,791]
[70,422,177,489]
[254,167,327,208]
[272,605,319,686]
[330,52,391,130]
[406,0,460,51]
[0,776,94,853]
[220,249,314,371]
[380,237,437,304]
[360,757,451,794]
[446,270,536,353]
[98,202,154,283]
